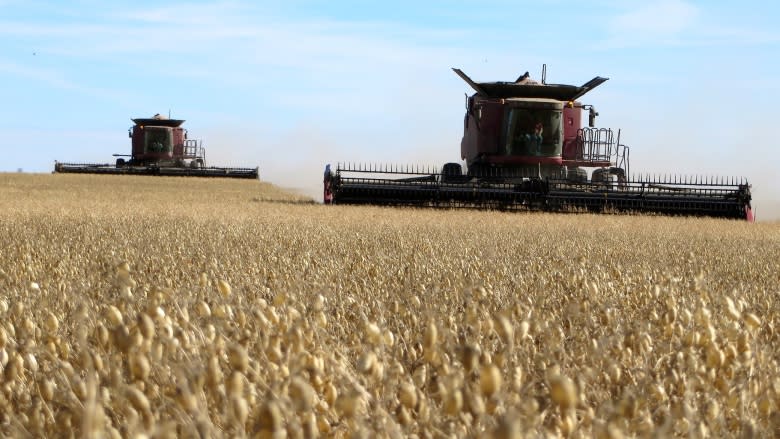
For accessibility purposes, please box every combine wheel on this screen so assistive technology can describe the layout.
[440,162,463,183]
[567,167,587,183]
[592,168,609,183]
[592,167,626,190]
[611,167,627,188]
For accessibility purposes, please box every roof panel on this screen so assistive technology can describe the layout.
[453,68,608,101]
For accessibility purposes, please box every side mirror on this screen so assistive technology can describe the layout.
[128,128,132,138]
[588,106,599,127]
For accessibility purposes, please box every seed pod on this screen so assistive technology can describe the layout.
[519,321,530,339]
[272,292,286,307]
[92,352,104,373]
[467,391,486,416]
[175,386,198,412]
[495,314,514,348]
[423,321,438,349]
[492,412,522,439]
[196,301,211,318]
[24,352,38,374]
[461,344,480,374]
[199,272,209,287]
[105,306,123,328]
[111,324,132,353]
[335,392,363,418]
[217,280,231,297]
[316,312,328,328]
[255,400,283,432]
[126,386,150,412]
[511,366,524,391]
[323,381,338,407]
[129,353,150,381]
[95,323,109,347]
[413,364,427,388]
[227,371,244,397]
[137,314,154,340]
[59,342,71,360]
[38,378,55,401]
[357,351,377,375]
[44,311,59,333]
[72,376,87,401]
[0,348,8,367]
[480,363,502,396]
[202,356,220,393]
[227,343,249,373]
[382,329,395,347]
[4,353,21,381]
[549,374,578,409]
[607,363,621,384]
[725,297,741,321]
[443,389,463,415]
[398,382,417,409]
[229,396,249,425]
[706,347,724,369]
[289,377,315,412]
[365,322,382,346]
[396,405,413,426]
[743,313,761,331]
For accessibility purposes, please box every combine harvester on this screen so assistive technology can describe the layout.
[324,68,753,221]
[55,114,259,179]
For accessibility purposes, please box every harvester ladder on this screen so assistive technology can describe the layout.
[577,127,629,174]
[183,139,206,162]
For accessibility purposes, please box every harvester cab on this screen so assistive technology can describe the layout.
[323,67,752,221]
[119,115,208,170]
[454,68,627,182]
[55,114,259,179]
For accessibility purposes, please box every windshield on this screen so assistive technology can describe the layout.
[504,108,562,157]
[144,128,172,154]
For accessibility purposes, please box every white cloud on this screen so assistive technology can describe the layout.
[0,58,134,101]
[612,0,698,35]
[601,0,780,49]
[0,3,471,90]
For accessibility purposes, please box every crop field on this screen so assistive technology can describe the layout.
[0,173,779,438]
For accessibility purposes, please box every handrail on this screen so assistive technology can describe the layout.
[576,128,629,172]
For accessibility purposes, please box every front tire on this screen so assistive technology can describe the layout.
[440,162,463,183]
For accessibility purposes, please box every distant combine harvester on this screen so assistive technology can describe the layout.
[54,114,259,179]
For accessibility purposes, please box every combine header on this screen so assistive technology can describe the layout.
[324,68,752,221]
[55,114,259,179]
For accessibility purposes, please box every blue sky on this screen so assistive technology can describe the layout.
[2,0,779,217]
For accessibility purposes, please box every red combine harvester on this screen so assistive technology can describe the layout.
[54,114,259,179]
[324,68,753,221]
